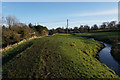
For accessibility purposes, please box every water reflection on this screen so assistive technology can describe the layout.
[90,38,120,76]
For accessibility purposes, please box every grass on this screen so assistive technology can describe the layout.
[73,31,120,43]
[2,33,119,79]
[73,31,120,64]
[2,38,35,65]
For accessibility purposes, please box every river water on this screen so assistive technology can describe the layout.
[90,38,120,76]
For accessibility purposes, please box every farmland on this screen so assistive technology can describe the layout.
[2,34,119,78]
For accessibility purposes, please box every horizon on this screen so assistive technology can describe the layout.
[2,2,118,29]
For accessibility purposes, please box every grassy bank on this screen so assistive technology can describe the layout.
[2,34,119,78]
[74,31,120,64]
[2,38,39,65]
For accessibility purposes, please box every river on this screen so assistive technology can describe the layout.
[90,38,120,76]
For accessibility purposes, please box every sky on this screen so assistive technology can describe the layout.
[2,2,118,29]
[1,0,120,2]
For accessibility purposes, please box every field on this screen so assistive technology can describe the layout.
[73,31,120,43]
[74,31,120,64]
[2,34,119,78]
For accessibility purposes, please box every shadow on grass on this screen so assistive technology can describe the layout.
[2,42,33,65]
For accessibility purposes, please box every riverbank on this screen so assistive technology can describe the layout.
[90,38,120,76]
[2,33,119,78]
[73,31,120,64]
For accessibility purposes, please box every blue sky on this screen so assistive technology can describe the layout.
[2,2,118,29]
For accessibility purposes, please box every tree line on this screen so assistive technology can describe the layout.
[2,16,49,48]
[2,16,120,47]
[49,21,120,35]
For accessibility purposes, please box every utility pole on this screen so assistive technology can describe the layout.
[67,19,68,34]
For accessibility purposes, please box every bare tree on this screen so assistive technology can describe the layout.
[6,16,19,28]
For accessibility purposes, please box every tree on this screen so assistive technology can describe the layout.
[34,25,42,34]
[6,16,19,29]
[2,25,6,30]
[69,28,73,33]
[73,27,79,33]
[100,22,107,29]
[117,21,120,29]
[28,23,33,28]
[84,25,90,32]
[20,25,31,39]
[2,16,49,47]
[91,24,98,31]
[79,25,84,32]
[56,27,62,33]
[41,27,49,36]
[108,21,116,29]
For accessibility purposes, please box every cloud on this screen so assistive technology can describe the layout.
[70,9,118,17]
[70,19,117,24]
[41,18,117,29]
[69,19,117,26]
[2,0,119,2]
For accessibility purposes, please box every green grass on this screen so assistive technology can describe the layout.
[74,31,120,64]
[2,34,119,78]
[73,31,120,43]
[2,38,40,65]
